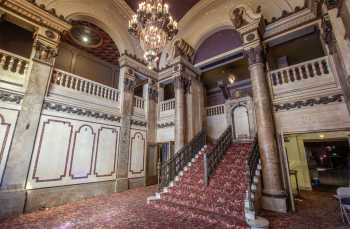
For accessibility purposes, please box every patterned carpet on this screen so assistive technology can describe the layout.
[0,143,345,228]
[149,143,252,228]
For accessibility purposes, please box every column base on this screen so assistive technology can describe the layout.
[0,189,26,219]
[262,194,288,213]
[115,178,129,192]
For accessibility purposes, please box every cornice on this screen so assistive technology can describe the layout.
[0,89,23,104]
[263,8,317,39]
[0,0,71,33]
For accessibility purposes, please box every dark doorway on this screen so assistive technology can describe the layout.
[305,139,350,191]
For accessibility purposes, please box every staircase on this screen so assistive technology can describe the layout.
[149,143,253,228]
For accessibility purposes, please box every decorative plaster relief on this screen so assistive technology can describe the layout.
[94,127,118,177]
[0,108,18,186]
[129,130,146,178]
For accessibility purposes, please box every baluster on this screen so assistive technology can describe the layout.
[64,74,69,87]
[311,62,317,77]
[8,57,15,72]
[79,79,83,91]
[16,60,23,74]
[0,55,6,69]
[23,62,29,76]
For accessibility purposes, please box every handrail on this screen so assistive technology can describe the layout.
[203,126,232,186]
[246,138,260,211]
[159,129,206,191]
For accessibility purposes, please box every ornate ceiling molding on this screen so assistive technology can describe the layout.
[0,0,71,33]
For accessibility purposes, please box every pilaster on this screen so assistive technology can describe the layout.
[116,65,135,192]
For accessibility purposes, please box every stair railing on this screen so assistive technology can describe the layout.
[203,126,232,186]
[159,130,206,191]
[246,138,260,212]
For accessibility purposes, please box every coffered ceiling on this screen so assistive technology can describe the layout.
[124,0,200,21]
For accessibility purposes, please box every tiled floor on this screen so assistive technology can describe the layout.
[0,186,345,229]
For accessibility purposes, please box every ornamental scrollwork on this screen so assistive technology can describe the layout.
[33,40,58,64]
[245,46,265,66]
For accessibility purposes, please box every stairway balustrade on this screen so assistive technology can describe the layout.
[203,126,232,186]
[159,129,206,191]
[246,139,260,213]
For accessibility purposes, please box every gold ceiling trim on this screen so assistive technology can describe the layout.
[0,0,71,34]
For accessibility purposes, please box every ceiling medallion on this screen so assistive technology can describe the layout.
[128,0,178,69]
[69,25,103,48]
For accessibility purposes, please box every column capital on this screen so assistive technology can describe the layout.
[244,45,265,66]
[174,76,191,92]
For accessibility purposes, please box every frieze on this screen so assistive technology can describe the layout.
[0,90,23,104]
[274,94,343,112]
[43,102,121,122]
[157,121,175,128]
[130,119,147,127]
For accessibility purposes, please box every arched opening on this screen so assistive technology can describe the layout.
[232,105,250,140]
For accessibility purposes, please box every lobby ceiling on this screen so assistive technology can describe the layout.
[124,0,200,21]
[64,20,120,65]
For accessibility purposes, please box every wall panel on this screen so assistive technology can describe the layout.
[128,129,146,178]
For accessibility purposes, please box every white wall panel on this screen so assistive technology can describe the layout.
[0,108,19,185]
[27,113,120,189]
[128,129,146,178]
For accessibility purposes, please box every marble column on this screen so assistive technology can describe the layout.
[0,35,59,216]
[115,67,135,192]
[185,80,194,142]
[145,80,158,185]
[246,46,287,212]
[174,76,187,152]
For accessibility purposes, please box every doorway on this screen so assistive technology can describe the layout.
[305,139,350,191]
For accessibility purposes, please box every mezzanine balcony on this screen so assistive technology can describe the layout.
[268,56,341,101]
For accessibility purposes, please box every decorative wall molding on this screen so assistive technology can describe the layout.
[69,125,95,179]
[43,101,121,122]
[0,90,23,104]
[94,127,118,177]
[129,131,145,176]
[32,119,73,182]
[274,94,344,112]
[131,119,147,127]
[157,121,175,128]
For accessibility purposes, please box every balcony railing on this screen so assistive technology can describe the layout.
[269,56,337,98]
[207,104,225,117]
[51,69,120,103]
[160,99,175,112]
[0,49,31,86]
[133,96,145,110]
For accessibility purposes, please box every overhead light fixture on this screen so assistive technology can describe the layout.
[228,74,236,84]
[82,36,89,43]
[320,134,325,139]
[128,0,178,69]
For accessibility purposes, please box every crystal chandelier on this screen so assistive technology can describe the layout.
[128,0,178,68]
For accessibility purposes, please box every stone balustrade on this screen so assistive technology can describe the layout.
[51,68,120,103]
[268,56,337,99]
[207,104,225,117]
[160,99,175,112]
[133,96,145,110]
[0,49,31,86]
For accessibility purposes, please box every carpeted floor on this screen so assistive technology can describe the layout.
[0,186,345,229]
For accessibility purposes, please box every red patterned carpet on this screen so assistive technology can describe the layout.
[261,190,344,229]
